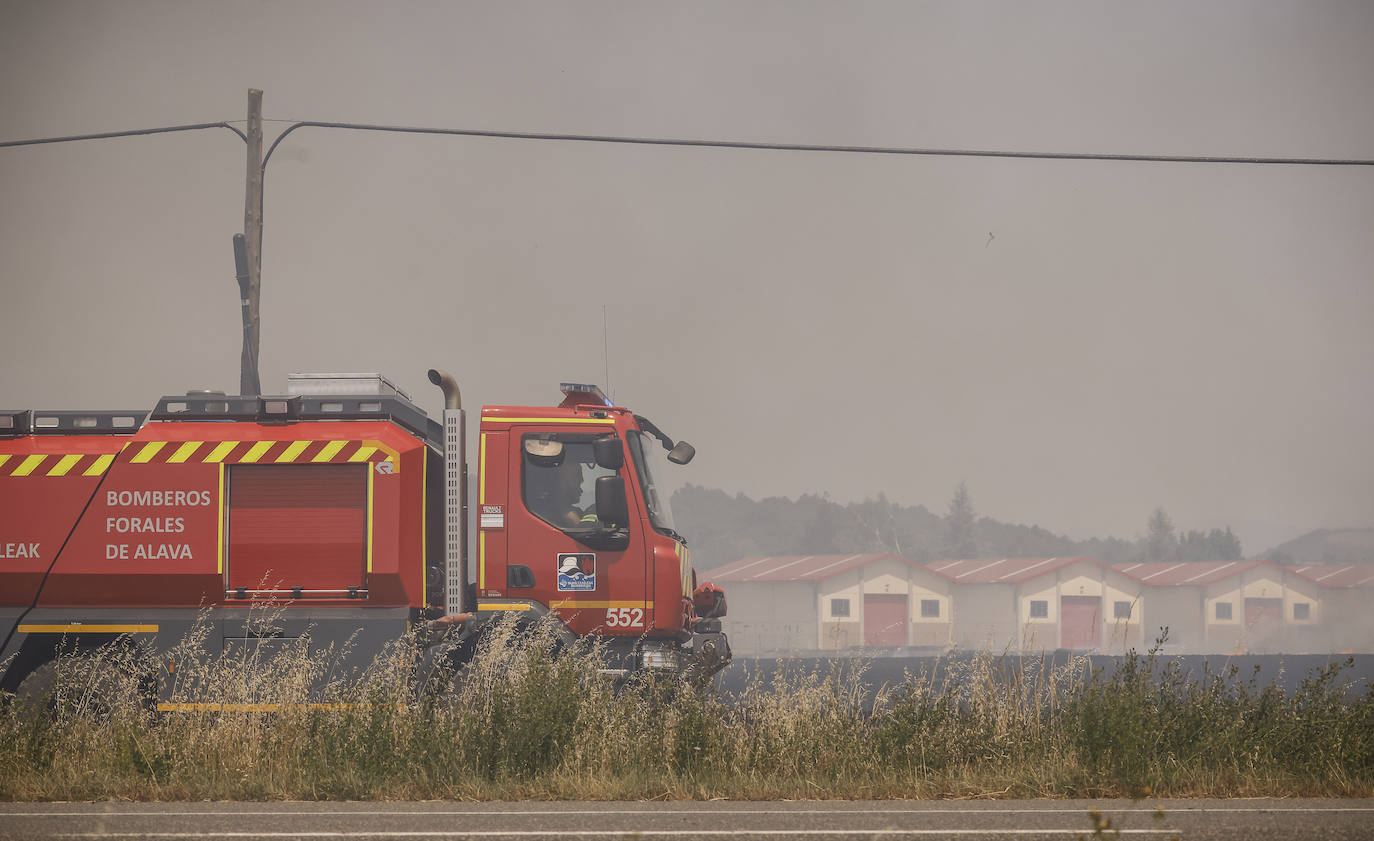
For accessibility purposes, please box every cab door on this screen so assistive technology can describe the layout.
[503,429,648,637]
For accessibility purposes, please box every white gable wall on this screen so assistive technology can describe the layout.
[720,579,818,655]
[817,558,953,649]
[1014,561,1144,653]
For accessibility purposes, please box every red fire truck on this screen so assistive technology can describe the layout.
[0,370,729,701]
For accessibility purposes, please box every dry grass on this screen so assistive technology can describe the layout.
[2,619,1371,801]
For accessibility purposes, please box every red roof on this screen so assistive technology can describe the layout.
[925,557,1098,583]
[1289,564,1374,588]
[1112,560,1277,586]
[706,554,924,583]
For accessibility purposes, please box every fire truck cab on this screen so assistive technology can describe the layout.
[465,381,727,675]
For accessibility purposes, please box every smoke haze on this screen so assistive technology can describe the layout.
[2,1,1371,551]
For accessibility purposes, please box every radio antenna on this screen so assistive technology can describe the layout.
[602,304,611,401]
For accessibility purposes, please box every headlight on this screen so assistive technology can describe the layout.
[638,643,680,670]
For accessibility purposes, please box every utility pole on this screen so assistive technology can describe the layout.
[239,88,264,396]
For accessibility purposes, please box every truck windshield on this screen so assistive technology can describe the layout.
[627,429,678,538]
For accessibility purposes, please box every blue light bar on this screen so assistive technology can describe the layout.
[559,382,612,407]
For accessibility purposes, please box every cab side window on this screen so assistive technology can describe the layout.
[521,434,619,531]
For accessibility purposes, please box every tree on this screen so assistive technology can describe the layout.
[799,493,847,555]
[943,482,978,559]
[1178,526,1243,562]
[1142,507,1178,563]
[851,491,902,555]
[1214,526,1242,559]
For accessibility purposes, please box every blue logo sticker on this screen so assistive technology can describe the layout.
[556,553,596,591]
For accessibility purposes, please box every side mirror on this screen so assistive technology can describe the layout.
[667,441,695,465]
[594,475,630,528]
[593,436,624,471]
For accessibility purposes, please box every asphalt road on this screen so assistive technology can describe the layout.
[2,799,1371,840]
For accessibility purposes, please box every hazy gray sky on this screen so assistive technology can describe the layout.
[2,1,1371,553]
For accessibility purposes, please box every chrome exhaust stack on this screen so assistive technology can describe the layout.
[428,368,468,615]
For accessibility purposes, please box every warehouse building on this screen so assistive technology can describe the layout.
[707,553,1374,656]
[1289,564,1374,652]
[929,557,1145,653]
[1112,560,1326,653]
[707,554,953,655]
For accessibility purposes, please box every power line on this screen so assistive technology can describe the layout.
[262,121,1374,168]
[0,121,247,147]
[263,121,1374,168]
[2,118,1370,168]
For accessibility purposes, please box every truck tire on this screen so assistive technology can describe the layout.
[415,628,482,707]
[12,660,60,715]
[13,652,158,719]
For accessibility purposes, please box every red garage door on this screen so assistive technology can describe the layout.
[1244,598,1283,650]
[228,464,367,594]
[863,594,908,647]
[1060,596,1102,650]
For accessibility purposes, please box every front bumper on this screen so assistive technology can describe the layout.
[681,630,732,682]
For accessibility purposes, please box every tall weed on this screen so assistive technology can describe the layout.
[1,620,1370,800]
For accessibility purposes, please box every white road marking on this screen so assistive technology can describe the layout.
[7,807,1371,817]
[46,832,1180,838]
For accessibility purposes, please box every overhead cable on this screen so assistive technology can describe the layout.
[3,119,1370,168]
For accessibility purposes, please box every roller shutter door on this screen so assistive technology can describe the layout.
[227,464,367,594]
[1060,596,1102,650]
[863,594,908,647]
[1244,597,1283,651]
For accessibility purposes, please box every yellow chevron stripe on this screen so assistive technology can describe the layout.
[167,441,203,463]
[0,455,9,469]
[312,440,348,462]
[240,441,274,463]
[12,454,46,476]
[130,442,166,463]
[204,441,238,463]
[275,440,310,463]
[84,454,115,476]
[348,445,377,462]
[362,440,401,472]
[45,454,83,476]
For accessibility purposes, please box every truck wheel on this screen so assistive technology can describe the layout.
[415,632,481,707]
[14,653,158,719]
[12,661,60,715]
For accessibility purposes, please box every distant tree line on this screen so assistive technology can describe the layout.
[1141,506,1243,563]
[1263,528,1374,566]
[672,484,1242,573]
